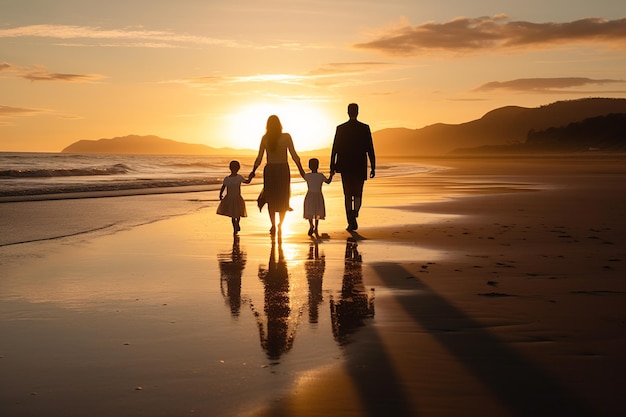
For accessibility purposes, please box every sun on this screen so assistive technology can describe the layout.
[222,102,335,151]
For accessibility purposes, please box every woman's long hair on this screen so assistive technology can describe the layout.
[263,115,282,150]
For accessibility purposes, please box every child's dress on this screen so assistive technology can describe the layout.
[217,175,248,218]
[303,172,329,220]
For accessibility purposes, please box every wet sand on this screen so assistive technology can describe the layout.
[1,156,625,417]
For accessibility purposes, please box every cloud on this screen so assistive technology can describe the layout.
[231,74,307,84]
[0,105,82,123]
[474,77,626,93]
[177,75,228,84]
[308,62,392,76]
[354,16,626,55]
[0,63,105,82]
[0,24,238,48]
[169,60,399,94]
[0,105,46,117]
[21,69,105,82]
[173,62,395,91]
[175,72,319,88]
[307,62,406,89]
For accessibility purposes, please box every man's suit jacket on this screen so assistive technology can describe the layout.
[330,119,375,181]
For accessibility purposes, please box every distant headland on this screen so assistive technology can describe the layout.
[61,135,257,156]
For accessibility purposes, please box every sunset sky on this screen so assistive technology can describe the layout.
[1,0,625,152]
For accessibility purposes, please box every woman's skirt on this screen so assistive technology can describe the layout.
[262,163,291,213]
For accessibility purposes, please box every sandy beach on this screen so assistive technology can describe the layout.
[1,155,625,417]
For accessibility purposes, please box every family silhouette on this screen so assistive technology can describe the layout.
[217,104,376,236]
[214,104,377,361]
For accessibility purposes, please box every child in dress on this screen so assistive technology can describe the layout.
[302,158,333,237]
[217,160,252,234]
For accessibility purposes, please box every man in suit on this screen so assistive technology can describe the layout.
[330,103,376,231]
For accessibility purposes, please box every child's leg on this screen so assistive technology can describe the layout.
[314,219,319,234]
[307,219,314,235]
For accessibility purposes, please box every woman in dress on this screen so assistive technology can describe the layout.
[249,115,305,235]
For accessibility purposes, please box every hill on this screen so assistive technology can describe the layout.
[525,113,626,152]
[61,135,256,155]
[373,98,626,156]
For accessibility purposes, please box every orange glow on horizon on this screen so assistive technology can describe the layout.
[220,102,336,151]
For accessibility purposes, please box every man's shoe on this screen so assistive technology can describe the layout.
[346,211,358,231]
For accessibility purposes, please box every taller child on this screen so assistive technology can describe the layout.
[330,103,376,231]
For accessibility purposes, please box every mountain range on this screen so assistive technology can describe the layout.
[373,97,626,155]
[61,97,626,156]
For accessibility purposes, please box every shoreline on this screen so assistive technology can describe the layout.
[0,184,222,203]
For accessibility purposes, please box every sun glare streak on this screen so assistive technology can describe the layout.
[222,102,335,151]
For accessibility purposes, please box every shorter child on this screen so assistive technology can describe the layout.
[302,158,333,237]
[217,160,252,234]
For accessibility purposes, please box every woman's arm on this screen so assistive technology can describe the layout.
[250,137,266,177]
[286,134,306,177]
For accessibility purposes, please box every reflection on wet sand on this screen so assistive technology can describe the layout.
[331,237,375,345]
[218,235,246,317]
[305,240,325,324]
[218,235,376,364]
[257,237,298,361]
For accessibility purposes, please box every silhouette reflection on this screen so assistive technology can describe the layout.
[257,237,297,361]
[305,240,325,324]
[330,238,375,345]
[218,236,246,317]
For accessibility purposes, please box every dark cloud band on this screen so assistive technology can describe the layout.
[474,77,625,92]
[354,16,626,55]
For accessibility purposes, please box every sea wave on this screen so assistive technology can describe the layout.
[0,163,132,178]
[0,152,446,202]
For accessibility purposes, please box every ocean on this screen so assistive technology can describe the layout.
[0,152,442,202]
